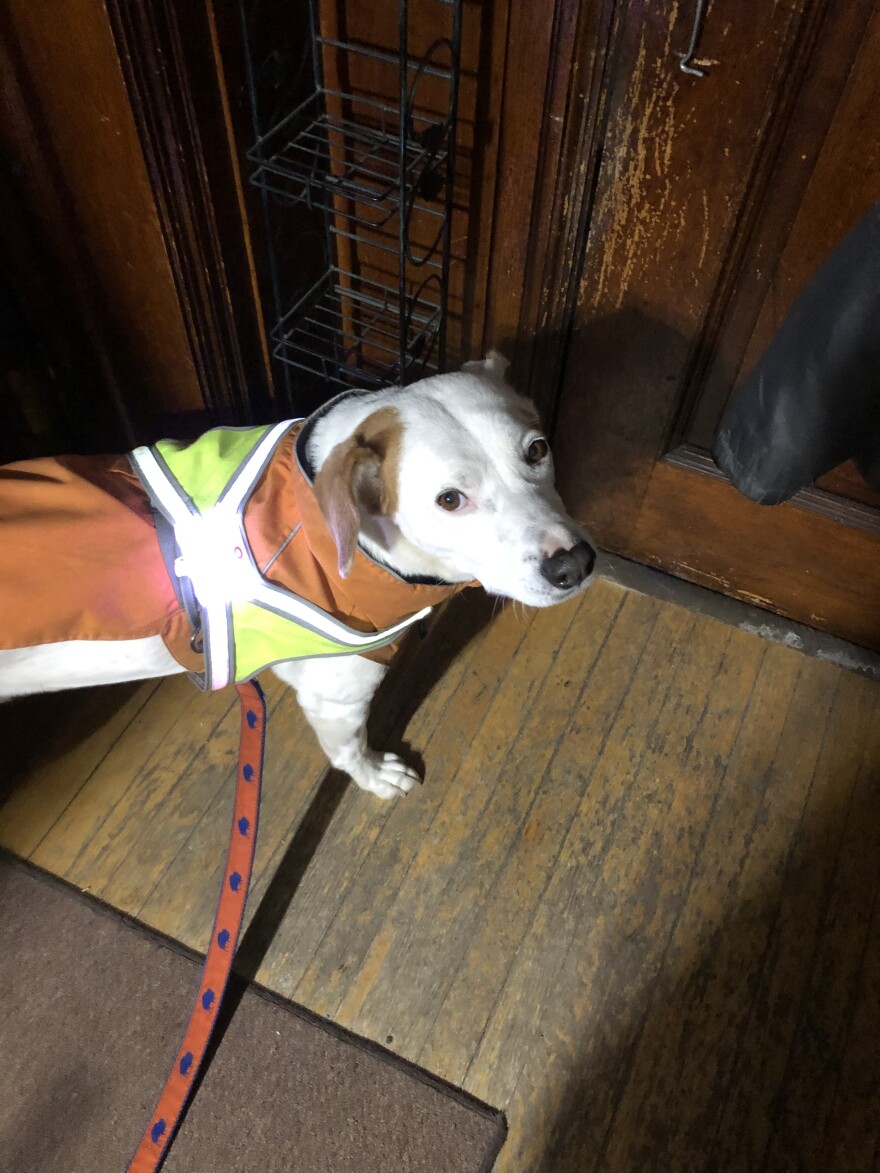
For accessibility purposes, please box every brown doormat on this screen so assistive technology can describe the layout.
[0,854,505,1172]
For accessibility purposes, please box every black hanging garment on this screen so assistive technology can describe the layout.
[713,201,880,504]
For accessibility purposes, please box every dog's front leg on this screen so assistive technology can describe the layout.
[273,654,419,799]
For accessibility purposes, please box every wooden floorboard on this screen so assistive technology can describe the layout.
[601,648,830,1171]
[0,679,158,858]
[2,578,878,1171]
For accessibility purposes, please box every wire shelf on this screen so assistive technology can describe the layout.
[249,91,448,228]
[241,5,462,410]
[272,267,441,392]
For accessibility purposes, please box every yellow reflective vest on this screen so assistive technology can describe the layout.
[129,418,468,689]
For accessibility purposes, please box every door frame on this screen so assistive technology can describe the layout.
[105,0,274,426]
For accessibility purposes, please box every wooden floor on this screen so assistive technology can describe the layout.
[2,578,879,1172]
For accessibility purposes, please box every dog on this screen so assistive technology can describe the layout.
[0,352,595,799]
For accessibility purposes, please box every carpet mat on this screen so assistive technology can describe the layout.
[0,854,506,1172]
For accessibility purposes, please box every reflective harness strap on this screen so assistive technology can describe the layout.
[130,421,293,690]
[130,423,432,690]
[127,679,266,1173]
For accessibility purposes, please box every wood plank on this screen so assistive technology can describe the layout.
[626,458,880,651]
[468,624,791,1173]
[120,673,303,940]
[3,579,877,1173]
[129,596,498,953]
[460,599,706,1083]
[228,591,499,991]
[705,667,877,1170]
[603,650,842,1170]
[759,677,880,1171]
[104,674,289,920]
[0,681,156,858]
[414,581,634,1083]
[264,592,538,1001]
[822,839,880,1171]
[132,677,327,947]
[535,621,765,1170]
[310,583,610,1039]
[209,593,499,970]
[28,675,230,882]
[64,677,239,892]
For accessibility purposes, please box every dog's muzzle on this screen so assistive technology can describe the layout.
[539,540,596,591]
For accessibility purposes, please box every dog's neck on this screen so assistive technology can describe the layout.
[356,514,471,583]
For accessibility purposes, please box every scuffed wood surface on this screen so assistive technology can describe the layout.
[2,578,878,1170]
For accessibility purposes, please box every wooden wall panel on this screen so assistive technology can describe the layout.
[0,0,202,438]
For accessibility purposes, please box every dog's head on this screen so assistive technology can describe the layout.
[311,352,595,607]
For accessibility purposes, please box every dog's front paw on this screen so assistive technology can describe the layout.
[351,751,421,800]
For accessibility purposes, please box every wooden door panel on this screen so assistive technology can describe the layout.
[553,0,812,543]
[1,0,279,446]
[816,464,880,513]
[0,0,202,438]
[687,2,880,455]
[547,0,880,648]
[627,461,880,650]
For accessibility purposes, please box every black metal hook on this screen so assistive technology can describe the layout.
[679,0,709,77]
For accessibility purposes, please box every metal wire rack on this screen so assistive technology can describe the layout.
[248,91,448,227]
[272,266,442,391]
[241,0,462,408]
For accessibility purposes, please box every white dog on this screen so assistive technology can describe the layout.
[0,353,594,798]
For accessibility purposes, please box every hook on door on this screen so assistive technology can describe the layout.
[679,0,709,77]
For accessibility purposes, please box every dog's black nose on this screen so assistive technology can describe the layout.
[539,540,596,590]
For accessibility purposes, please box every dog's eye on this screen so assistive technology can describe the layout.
[526,437,549,465]
[436,489,465,511]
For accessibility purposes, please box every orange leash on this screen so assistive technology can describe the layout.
[127,679,266,1172]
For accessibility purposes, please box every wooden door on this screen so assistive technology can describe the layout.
[0,0,274,450]
[474,0,880,651]
[550,0,880,649]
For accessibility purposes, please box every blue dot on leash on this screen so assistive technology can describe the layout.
[202,989,215,1011]
[246,710,258,729]
[229,871,242,893]
[217,928,230,950]
[242,764,254,782]
[151,1119,167,1144]
[179,1052,194,1077]
[237,816,250,837]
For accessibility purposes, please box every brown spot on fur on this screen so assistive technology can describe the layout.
[354,406,402,518]
[313,406,403,577]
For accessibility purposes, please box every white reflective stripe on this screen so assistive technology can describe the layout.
[131,445,232,690]
[130,446,194,526]
[200,596,231,691]
[219,420,296,514]
[250,582,431,646]
[251,584,430,646]
[131,428,295,690]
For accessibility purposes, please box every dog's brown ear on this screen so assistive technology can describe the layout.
[313,437,370,578]
[312,408,402,578]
